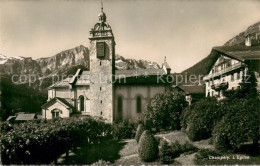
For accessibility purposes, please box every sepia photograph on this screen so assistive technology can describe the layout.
[0,0,260,165]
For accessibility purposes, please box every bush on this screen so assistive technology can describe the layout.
[111,120,137,141]
[145,91,187,132]
[182,141,199,154]
[0,116,113,164]
[181,97,224,141]
[212,98,260,152]
[158,140,174,164]
[158,140,198,164]
[135,124,146,143]
[138,130,159,162]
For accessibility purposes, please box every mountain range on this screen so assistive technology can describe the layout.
[0,45,160,77]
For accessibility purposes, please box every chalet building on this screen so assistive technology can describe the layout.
[203,35,260,98]
[41,6,171,122]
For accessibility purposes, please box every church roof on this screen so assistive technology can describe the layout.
[115,68,170,85]
[213,46,260,61]
[49,77,71,88]
[49,68,169,88]
[41,97,74,109]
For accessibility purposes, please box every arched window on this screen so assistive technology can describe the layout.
[79,96,84,112]
[136,96,142,113]
[117,96,123,120]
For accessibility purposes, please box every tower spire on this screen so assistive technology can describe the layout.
[101,0,103,12]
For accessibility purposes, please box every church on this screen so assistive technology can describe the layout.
[41,6,172,123]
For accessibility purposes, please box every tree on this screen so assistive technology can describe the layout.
[212,98,260,152]
[181,97,224,141]
[145,91,187,132]
[222,66,259,152]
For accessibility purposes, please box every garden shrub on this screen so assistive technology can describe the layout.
[111,120,137,141]
[181,97,224,141]
[138,130,159,162]
[135,124,146,143]
[0,116,113,164]
[181,141,199,154]
[212,98,260,152]
[158,140,198,164]
[158,139,174,164]
[145,91,187,132]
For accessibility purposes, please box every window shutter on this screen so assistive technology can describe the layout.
[96,42,105,58]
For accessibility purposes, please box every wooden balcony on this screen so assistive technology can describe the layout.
[211,82,229,91]
[203,62,244,80]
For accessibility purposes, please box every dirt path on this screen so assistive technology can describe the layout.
[175,153,197,165]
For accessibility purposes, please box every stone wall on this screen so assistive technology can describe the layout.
[88,37,115,123]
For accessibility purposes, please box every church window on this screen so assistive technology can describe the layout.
[79,96,85,111]
[101,100,102,104]
[96,42,105,58]
[100,87,102,91]
[100,61,102,66]
[51,109,60,118]
[118,96,123,120]
[136,96,142,113]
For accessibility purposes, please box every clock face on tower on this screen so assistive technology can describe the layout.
[96,42,105,58]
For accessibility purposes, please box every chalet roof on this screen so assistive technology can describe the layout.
[213,46,260,61]
[15,114,36,121]
[41,97,74,109]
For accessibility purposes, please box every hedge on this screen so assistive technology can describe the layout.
[0,116,112,164]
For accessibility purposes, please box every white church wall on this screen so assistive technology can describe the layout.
[55,88,71,98]
[42,102,71,119]
[115,85,167,120]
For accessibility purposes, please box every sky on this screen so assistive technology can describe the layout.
[0,0,260,73]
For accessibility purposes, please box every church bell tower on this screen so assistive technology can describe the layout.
[88,3,115,123]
